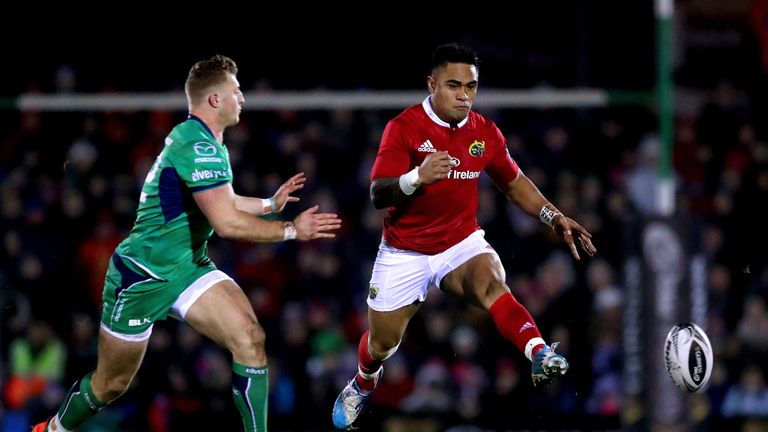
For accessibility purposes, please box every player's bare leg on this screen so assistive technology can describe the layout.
[368,303,421,360]
[184,279,267,432]
[185,279,266,365]
[441,253,568,385]
[333,302,421,429]
[92,331,148,401]
[35,330,147,431]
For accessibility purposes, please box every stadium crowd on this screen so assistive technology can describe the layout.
[3,5,768,431]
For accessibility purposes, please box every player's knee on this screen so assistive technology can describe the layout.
[369,339,400,361]
[230,321,266,355]
[470,278,508,307]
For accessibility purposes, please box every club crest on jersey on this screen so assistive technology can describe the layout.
[193,142,218,156]
[369,284,379,299]
[469,140,485,157]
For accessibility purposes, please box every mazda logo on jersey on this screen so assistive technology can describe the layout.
[469,140,485,157]
[193,142,217,156]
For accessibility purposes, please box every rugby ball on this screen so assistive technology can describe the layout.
[664,322,713,393]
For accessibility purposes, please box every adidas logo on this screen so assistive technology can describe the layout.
[418,140,437,153]
[519,322,535,333]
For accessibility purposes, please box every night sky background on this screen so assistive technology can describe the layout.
[0,4,656,96]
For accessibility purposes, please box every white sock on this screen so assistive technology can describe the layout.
[50,414,72,432]
[525,337,546,362]
[358,365,382,381]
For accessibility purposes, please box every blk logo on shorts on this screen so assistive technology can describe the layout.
[128,317,150,327]
[369,284,379,299]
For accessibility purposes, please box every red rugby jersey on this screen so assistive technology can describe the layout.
[371,97,520,254]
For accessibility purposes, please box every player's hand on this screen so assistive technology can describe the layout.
[292,205,342,240]
[418,151,456,184]
[552,215,596,260]
[272,172,306,212]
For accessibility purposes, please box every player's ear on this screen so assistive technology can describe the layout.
[427,76,436,94]
[207,93,219,108]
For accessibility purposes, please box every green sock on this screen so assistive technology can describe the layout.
[57,371,106,429]
[232,363,269,432]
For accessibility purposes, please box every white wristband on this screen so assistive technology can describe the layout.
[261,198,274,215]
[398,166,421,195]
[539,206,561,227]
[283,221,297,240]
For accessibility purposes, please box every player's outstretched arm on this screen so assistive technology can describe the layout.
[291,205,342,240]
[549,213,596,260]
[194,183,340,242]
[502,172,596,260]
[267,172,306,213]
[234,172,306,215]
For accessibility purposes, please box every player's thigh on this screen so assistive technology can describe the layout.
[182,278,259,349]
[440,252,508,309]
[94,327,148,384]
[368,302,422,350]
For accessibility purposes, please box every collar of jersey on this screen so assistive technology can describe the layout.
[421,96,469,129]
[187,114,216,141]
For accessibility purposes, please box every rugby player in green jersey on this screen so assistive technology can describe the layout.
[34,55,341,432]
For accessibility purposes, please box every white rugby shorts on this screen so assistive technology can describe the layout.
[367,230,497,311]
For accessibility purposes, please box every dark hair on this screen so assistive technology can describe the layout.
[431,43,480,73]
[185,54,238,107]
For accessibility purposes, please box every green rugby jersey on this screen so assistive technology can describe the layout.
[115,116,232,278]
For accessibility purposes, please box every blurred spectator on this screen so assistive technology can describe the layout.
[371,353,414,412]
[448,325,488,420]
[75,211,123,308]
[479,358,527,428]
[401,359,452,415]
[585,258,623,417]
[736,295,768,353]
[64,312,98,383]
[721,363,768,417]
[624,134,664,215]
[2,320,66,431]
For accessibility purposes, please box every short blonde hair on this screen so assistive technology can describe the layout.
[185,54,238,107]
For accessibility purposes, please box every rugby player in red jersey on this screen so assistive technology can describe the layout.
[332,43,596,429]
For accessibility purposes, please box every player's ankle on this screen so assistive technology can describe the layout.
[354,374,377,393]
[531,343,546,359]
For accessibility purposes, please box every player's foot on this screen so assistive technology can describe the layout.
[531,342,569,386]
[31,418,50,432]
[332,368,383,429]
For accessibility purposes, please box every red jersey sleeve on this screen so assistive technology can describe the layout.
[371,119,412,181]
[485,123,520,186]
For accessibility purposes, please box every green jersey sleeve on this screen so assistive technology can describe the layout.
[167,139,233,193]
